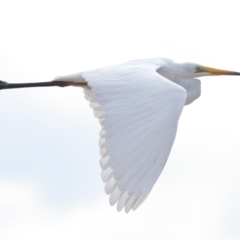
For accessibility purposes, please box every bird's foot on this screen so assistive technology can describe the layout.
[0,80,8,90]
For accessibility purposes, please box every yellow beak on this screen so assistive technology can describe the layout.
[205,66,240,75]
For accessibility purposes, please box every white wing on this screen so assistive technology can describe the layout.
[81,62,186,213]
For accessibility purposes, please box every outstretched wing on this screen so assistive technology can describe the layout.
[81,63,186,213]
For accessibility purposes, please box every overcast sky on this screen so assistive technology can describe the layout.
[0,0,240,239]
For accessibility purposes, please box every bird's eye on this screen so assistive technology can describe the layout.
[195,66,201,72]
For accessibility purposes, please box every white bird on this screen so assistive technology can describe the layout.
[1,58,239,213]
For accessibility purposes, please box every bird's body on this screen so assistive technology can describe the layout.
[0,58,239,213]
[56,58,202,105]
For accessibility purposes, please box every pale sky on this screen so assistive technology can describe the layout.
[0,0,240,239]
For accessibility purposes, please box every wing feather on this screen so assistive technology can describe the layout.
[81,62,186,212]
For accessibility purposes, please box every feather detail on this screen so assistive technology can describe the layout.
[81,60,186,212]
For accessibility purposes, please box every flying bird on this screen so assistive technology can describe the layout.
[1,58,239,213]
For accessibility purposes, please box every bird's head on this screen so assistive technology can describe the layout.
[177,62,240,79]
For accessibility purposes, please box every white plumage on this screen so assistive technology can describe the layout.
[2,57,239,212]
[81,59,187,212]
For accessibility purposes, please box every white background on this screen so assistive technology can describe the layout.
[0,0,240,239]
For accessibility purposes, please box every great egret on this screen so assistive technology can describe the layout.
[1,58,239,213]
